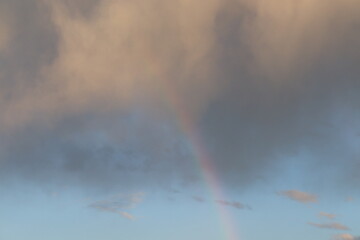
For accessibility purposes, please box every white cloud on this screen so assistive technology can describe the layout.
[89,192,144,220]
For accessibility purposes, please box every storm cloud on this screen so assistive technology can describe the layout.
[0,0,360,193]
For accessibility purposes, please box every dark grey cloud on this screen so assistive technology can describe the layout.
[216,200,251,210]
[0,0,360,195]
[192,196,206,203]
[0,111,196,191]
[0,0,57,95]
[56,0,100,18]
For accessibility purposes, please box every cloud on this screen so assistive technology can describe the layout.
[191,196,251,209]
[89,192,144,220]
[243,0,360,78]
[1,0,222,129]
[332,234,360,240]
[308,222,350,231]
[216,200,251,210]
[192,196,206,203]
[0,0,359,194]
[168,189,181,194]
[278,190,317,203]
[0,9,11,52]
[319,212,337,220]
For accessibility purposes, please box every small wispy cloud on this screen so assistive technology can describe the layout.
[308,222,350,230]
[89,192,144,220]
[216,200,251,210]
[319,212,337,220]
[192,196,206,203]
[332,234,360,240]
[168,188,181,194]
[278,190,317,203]
[191,195,251,210]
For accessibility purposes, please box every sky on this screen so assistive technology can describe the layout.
[0,0,360,240]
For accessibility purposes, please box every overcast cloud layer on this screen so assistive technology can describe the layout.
[0,0,359,193]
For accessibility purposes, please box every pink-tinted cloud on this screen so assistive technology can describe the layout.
[332,234,360,240]
[308,222,350,231]
[319,212,337,220]
[278,190,317,203]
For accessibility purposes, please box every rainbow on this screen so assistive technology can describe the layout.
[164,84,241,240]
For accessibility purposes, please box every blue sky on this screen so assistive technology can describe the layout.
[1,159,359,240]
